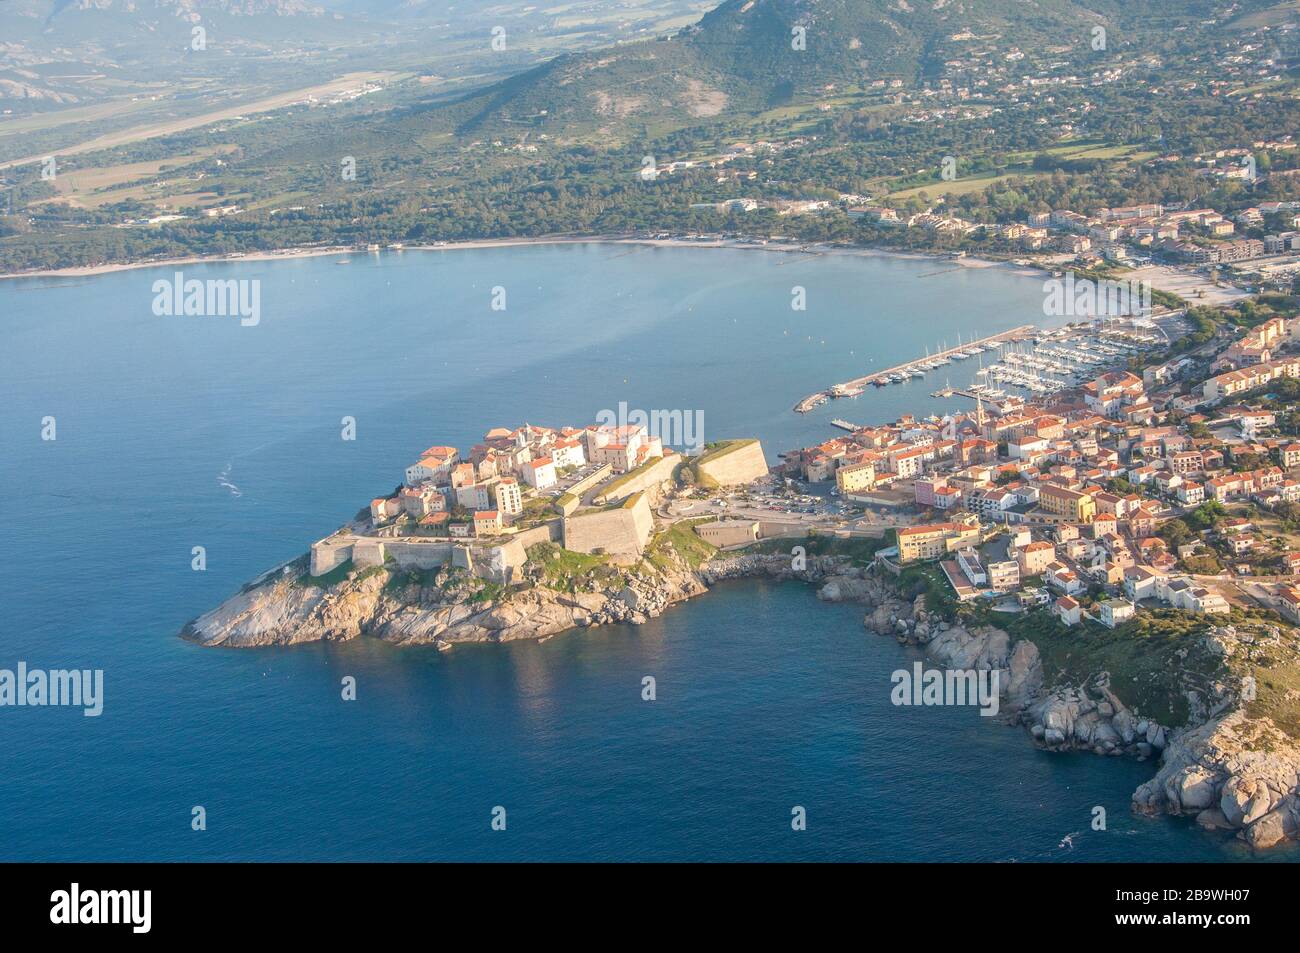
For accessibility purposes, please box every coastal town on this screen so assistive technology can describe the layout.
[846,190,1300,291]
[299,291,1300,648]
[17,0,1300,888]
[777,307,1300,631]
[191,275,1300,855]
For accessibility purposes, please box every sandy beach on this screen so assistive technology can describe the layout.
[0,234,1053,283]
[0,234,1241,306]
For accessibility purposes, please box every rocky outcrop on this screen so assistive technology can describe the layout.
[1021,685,1164,757]
[1133,712,1300,849]
[184,553,716,650]
[182,572,388,648]
[188,544,1300,849]
[704,552,856,587]
[183,548,853,651]
[844,573,1300,848]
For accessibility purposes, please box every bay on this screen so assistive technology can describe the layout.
[0,243,1287,861]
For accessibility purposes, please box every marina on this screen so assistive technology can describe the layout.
[793,325,1037,413]
[794,315,1176,414]
[930,320,1169,402]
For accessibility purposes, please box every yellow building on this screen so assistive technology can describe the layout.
[897,519,981,563]
[836,461,877,494]
[1038,484,1096,523]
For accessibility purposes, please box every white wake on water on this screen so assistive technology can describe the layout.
[218,462,243,498]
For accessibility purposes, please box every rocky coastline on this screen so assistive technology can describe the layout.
[184,548,1300,849]
[821,569,1300,850]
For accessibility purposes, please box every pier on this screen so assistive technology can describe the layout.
[829,418,861,432]
[793,325,1037,413]
[930,386,990,401]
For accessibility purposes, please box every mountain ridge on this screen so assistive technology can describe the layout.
[409,0,1289,143]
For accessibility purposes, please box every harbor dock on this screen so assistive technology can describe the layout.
[793,325,1037,413]
[929,386,989,401]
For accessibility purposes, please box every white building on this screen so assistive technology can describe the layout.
[1099,599,1135,629]
[549,438,586,470]
[584,424,663,474]
[494,477,523,515]
[404,446,459,486]
[522,456,557,490]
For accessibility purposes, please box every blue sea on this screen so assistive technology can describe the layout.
[1,243,1290,861]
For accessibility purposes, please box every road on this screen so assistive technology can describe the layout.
[0,72,398,171]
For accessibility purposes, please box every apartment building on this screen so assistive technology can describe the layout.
[896,519,981,563]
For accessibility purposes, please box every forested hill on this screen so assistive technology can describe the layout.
[420,0,1281,142]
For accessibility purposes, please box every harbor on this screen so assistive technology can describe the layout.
[930,319,1173,403]
[793,325,1037,413]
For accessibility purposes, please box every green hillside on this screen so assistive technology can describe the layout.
[3,0,1296,272]
[419,0,1111,142]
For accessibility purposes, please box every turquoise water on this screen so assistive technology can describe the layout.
[0,243,1288,860]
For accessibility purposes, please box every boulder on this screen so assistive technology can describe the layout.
[1244,809,1291,849]
[1195,808,1232,831]
[1005,640,1043,706]
[1173,768,1219,811]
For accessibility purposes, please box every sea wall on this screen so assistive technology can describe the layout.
[565,463,614,499]
[757,520,809,539]
[310,537,353,575]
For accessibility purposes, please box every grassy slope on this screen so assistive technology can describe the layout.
[893,561,1300,730]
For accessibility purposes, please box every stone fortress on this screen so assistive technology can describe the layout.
[310,422,770,585]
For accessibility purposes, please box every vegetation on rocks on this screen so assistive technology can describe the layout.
[647,520,717,572]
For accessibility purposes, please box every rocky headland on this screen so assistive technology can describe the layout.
[184,543,1300,849]
[823,570,1300,850]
